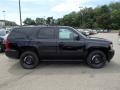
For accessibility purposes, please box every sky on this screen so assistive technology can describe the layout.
[0,0,119,25]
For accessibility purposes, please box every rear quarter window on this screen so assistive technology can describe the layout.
[8,27,38,39]
[8,28,27,39]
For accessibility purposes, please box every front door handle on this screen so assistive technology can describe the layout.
[59,42,73,50]
[59,42,64,47]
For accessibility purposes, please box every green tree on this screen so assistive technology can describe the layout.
[5,21,17,26]
[23,18,36,25]
[96,14,111,29]
[23,2,120,30]
[109,2,120,10]
[80,8,94,28]
[35,18,45,25]
[46,17,54,25]
[56,2,120,30]
[0,20,17,26]
[111,10,120,29]
[61,12,79,27]
[94,5,111,29]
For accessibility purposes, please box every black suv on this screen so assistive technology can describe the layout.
[5,26,114,69]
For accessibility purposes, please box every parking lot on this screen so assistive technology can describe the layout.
[0,33,120,90]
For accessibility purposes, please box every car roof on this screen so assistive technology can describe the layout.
[13,26,72,30]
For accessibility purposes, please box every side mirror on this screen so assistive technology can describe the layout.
[70,33,80,41]
[74,35,80,40]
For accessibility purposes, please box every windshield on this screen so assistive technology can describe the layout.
[0,30,6,36]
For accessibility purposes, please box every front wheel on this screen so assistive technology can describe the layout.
[86,50,107,69]
[20,51,40,69]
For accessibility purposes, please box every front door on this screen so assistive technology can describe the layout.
[57,27,85,59]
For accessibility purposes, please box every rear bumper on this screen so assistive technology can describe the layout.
[108,49,115,62]
[5,49,19,59]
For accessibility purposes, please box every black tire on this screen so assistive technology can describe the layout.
[86,50,107,69]
[20,51,40,69]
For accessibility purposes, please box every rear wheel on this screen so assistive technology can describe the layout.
[20,51,40,69]
[86,50,107,69]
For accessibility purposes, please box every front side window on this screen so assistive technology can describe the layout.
[59,29,78,40]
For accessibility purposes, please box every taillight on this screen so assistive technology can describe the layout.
[5,38,10,50]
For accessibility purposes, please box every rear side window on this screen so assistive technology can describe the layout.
[9,28,26,39]
[38,27,55,39]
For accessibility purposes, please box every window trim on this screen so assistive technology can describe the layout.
[58,27,79,40]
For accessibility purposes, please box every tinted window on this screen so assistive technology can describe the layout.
[9,27,38,39]
[9,29,26,39]
[59,28,78,40]
[38,27,55,39]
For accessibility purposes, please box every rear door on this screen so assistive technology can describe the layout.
[36,27,58,59]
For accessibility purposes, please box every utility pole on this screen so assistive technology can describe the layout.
[2,11,5,21]
[2,10,6,28]
[19,0,22,26]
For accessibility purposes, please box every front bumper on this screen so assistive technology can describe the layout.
[108,49,115,62]
[5,49,19,59]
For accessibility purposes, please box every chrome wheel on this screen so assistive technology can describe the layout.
[87,50,107,69]
[24,55,34,65]
[20,51,40,69]
[91,54,103,65]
